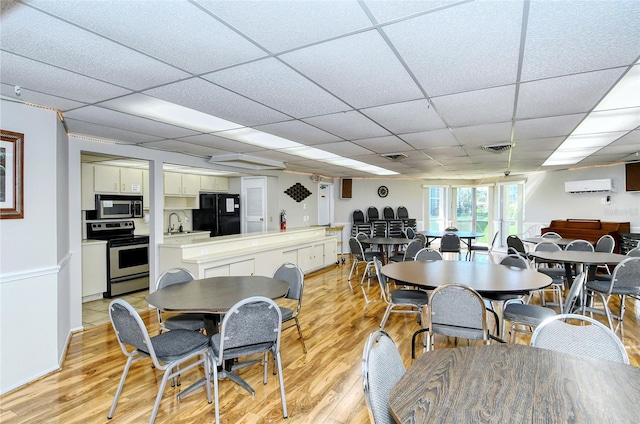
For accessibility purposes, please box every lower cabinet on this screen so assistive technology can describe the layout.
[204,259,255,277]
[82,241,107,302]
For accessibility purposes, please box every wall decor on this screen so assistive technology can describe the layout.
[285,182,312,203]
[377,185,389,198]
[0,130,24,219]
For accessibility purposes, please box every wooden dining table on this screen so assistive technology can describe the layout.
[145,275,290,398]
[389,344,640,423]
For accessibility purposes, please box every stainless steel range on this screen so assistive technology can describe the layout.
[87,220,149,297]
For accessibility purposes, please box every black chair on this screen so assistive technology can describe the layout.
[397,206,409,220]
[506,234,528,259]
[367,206,379,222]
[383,206,395,220]
[439,232,461,260]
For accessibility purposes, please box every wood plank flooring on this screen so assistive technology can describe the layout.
[1,255,639,423]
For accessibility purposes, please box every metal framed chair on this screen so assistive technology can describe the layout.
[404,227,416,239]
[439,232,461,260]
[583,257,640,332]
[414,248,443,261]
[107,299,212,424]
[348,237,383,302]
[531,241,566,311]
[362,330,405,424]
[373,257,429,330]
[530,314,629,364]
[411,284,491,358]
[382,206,395,220]
[467,230,499,262]
[367,206,379,222]
[565,239,594,252]
[209,296,287,424]
[506,234,528,259]
[627,246,640,257]
[155,267,204,334]
[414,233,427,248]
[594,234,616,278]
[388,239,422,262]
[273,262,307,354]
[541,231,562,239]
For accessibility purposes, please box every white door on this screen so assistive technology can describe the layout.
[241,177,267,233]
[317,183,333,226]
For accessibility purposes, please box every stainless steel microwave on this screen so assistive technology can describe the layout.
[95,194,143,219]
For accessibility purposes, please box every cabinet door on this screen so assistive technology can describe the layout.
[324,240,337,266]
[120,168,143,194]
[312,244,324,269]
[182,174,200,196]
[94,165,120,193]
[200,175,215,191]
[82,242,107,299]
[164,172,182,195]
[214,177,229,192]
[230,259,255,276]
[283,249,298,265]
[204,264,230,278]
[81,164,96,210]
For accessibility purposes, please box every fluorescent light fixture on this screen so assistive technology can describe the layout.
[279,146,340,160]
[103,94,243,133]
[544,63,640,167]
[216,128,299,149]
[208,153,285,170]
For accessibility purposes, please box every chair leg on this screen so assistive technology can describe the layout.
[347,259,358,290]
[379,304,393,329]
[212,353,220,424]
[108,356,134,419]
[275,351,288,418]
[360,263,374,304]
[149,367,172,424]
[294,317,307,354]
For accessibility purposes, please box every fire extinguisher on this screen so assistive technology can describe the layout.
[280,210,287,231]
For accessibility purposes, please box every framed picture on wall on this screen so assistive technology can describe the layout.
[1,130,24,219]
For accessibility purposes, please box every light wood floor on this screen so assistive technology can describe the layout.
[2,255,639,424]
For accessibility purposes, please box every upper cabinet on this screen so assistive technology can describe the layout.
[200,176,229,192]
[82,164,143,210]
[164,172,199,196]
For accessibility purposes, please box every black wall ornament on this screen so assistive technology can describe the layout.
[285,182,312,202]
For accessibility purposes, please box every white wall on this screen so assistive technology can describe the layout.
[0,100,66,394]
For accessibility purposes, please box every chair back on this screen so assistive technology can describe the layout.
[217,296,282,360]
[499,254,530,269]
[444,226,458,231]
[488,230,500,248]
[595,234,615,253]
[563,272,586,314]
[531,314,629,364]
[414,248,443,261]
[367,206,379,222]
[353,209,365,224]
[349,237,365,261]
[429,284,488,342]
[565,239,594,252]
[109,299,159,365]
[397,206,409,219]
[414,233,427,248]
[383,206,394,220]
[356,231,371,250]
[541,232,562,239]
[627,247,640,257]
[404,227,415,239]
[274,262,304,301]
[439,233,460,253]
[362,330,405,424]
[610,257,640,294]
[506,235,527,256]
[156,267,195,290]
[534,241,561,252]
[403,239,423,261]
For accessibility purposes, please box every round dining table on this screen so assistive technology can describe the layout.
[522,236,582,248]
[362,237,412,261]
[389,344,640,423]
[380,260,552,295]
[422,230,485,248]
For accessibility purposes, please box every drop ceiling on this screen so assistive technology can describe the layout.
[1,0,639,180]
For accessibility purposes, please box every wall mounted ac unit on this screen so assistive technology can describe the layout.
[564,179,615,193]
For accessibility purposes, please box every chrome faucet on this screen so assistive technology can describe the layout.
[168,212,181,234]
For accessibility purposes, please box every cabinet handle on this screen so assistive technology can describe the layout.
[114,183,118,190]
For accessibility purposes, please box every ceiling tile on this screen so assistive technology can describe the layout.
[280,30,423,108]
[143,78,289,127]
[138,140,227,158]
[432,86,516,127]
[175,134,257,154]
[451,122,512,145]
[517,68,627,119]
[313,141,373,157]
[609,129,640,146]
[361,99,446,134]
[522,0,640,81]
[0,52,131,103]
[514,137,565,152]
[303,111,390,140]
[382,0,523,96]
[0,82,85,111]
[399,129,460,149]
[253,120,342,145]
[204,58,350,118]
[514,114,585,140]
[363,0,463,23]
[65,119,162,144]
[0,6,189,90]
[352,136,412,154]
[28,0,267,74]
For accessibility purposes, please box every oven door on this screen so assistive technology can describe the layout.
[109,243,149,281]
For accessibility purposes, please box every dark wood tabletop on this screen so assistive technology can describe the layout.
[145,275,290,314]
[381,260,551,294]
[389,344,640,423]
[528,250,628,265]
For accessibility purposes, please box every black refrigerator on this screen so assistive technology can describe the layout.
[192,193,241,237]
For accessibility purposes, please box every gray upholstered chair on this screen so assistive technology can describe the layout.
[273,262,306,354]
[439,232,461,260]
[362,330,405,424]
[388,239,422,262]
[531,241,566,311]
[412,283,490,357]
[373,256,429,330]
[348,236,382,293]
[594,234,616,278]
[502,272,585,343]
[209,296,287,424]
[155,267,204,333]
[627,246,640,257]
[565,239,594,252]
[414,248,443,261]
[404,227,416,239]
[108,299,211,424]
[414,232,427,248]
[530,314,629,364]
[467,230,499,262]
[541,231,562,239]
[583,257,640,331]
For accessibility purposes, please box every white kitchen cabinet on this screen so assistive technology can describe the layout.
[82,240,107,302]
[203,259,255,277]
[81,163,96,210]
[324,240,337,266]
[164,172,199,196]
[93,164,120,193]
[200,176,229,192]
[142,170,149,209]
[120,167,143,194]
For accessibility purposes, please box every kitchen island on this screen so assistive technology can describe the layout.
[159,227,337,278]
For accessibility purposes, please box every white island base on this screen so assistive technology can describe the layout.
[159,227,337,279]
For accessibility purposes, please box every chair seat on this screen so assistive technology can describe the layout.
[363,251,383,261]
[210,333,274,360]
[390,289,429,305]
[164,313,205,331]
[147,329,210,362]
[279,306,294,321]
[503,303,557,326]
[484,292,526,301]
[431,323,484,340]
[537,268,565,284]
[586,280,640,296]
